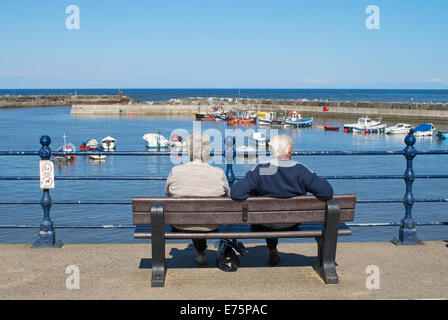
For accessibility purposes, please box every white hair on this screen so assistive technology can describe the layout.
[188,132,211,161]
[269,134,293,157]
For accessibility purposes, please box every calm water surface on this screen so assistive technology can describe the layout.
[0,106,447,244]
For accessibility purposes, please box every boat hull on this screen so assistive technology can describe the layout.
[283,118,313,127]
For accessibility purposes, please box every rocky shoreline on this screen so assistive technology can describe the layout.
[0,94,133,108]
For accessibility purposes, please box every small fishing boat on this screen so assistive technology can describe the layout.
[170,135,187,148]
[385,123,413,135]
[258,112,279,125]
[229,111,257,125]
[101,136,116,150]
[211,106,227,121]
[324,125,339,131]
[362,124,386,134]
[436,130,448,139]
[56,134,76,161]
[414,123,436,137]
[281,111,313,127]
[143,133,170,149]
[194,112,216,121]
[343,116,384,133]
[283,117,313,127]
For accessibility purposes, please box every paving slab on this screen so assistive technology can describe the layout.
[0,241,447,300]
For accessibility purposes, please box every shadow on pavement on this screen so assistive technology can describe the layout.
[139,243,319,269]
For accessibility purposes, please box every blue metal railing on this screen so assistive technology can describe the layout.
[0,132,447,247]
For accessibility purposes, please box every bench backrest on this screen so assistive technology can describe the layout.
[132,194,356,226]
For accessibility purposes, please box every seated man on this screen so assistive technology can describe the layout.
[230,134,333,265]
[165,132,230,265]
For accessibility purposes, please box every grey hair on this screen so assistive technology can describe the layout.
[269,134,293,157]
[188,132,211,161]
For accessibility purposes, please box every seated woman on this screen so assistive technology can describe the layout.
[165,132,230,265]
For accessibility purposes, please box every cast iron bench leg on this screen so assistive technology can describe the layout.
[151,203,166,287]
[313,200,340,284]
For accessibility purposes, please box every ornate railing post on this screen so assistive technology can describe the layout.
[32,135,63,248]
[392,129,423,245]
[225,136,236,187]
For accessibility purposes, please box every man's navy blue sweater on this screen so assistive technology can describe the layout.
[230,159,333,200]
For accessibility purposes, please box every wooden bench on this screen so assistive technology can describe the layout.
[132,194,356,287]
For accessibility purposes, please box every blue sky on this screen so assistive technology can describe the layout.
[0,0,447,89]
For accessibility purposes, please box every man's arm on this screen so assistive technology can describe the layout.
[230,167,259,200]
[302,168,334,201]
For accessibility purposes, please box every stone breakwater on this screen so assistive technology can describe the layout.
[0,94,133,108]
[71,97,448,121]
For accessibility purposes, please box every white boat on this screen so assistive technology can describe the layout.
[170,135,187,148]
[89,151,106,161]
[101,136,116,150]
[251,132,269,145]
[414,123,436,137]
[385,123,413,135]
[86,138,99,150]
[143,133,169,149]
[344,116,385,133]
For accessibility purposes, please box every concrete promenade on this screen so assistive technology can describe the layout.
[1,241,447,300]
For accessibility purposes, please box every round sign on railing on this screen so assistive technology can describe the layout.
[39,160,54,189]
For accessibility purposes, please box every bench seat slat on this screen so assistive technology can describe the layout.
[133,209,355,225]
[132,194,356,213]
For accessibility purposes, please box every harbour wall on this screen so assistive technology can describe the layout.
[70,103,214,116]
[71,100,448,121]
[0,94,132,109]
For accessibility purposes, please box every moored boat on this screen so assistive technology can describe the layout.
[414,123,436,137]
[143,133,170,149]
[56,134,76,161]
[282,111,313,127]
[343,116,384,133]
[195,112,216,121]
[324,125,339,131]
[101,136,116,150]
[89,150,106,161]
[436,130,448,139]
[385,123,413,135]
[170,134,187,148]
[258,112,279,125]
[86,138,99,150]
